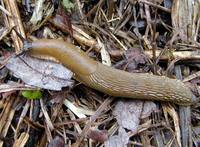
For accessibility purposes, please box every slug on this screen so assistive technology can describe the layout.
[26,39,196,105]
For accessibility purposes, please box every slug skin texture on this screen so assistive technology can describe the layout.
[27,39,197,105]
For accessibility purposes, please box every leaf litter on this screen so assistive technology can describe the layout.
[6,55,73,90]
[0,0,199,146]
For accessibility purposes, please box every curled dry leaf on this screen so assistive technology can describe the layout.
[6,55,73,90]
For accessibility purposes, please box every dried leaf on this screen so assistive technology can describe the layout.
[104,127,129,147]
[87,128,108,143]
[6,55,73,90]
[113,100,143,132]
[125,48,147,64]
[115,47,148,72]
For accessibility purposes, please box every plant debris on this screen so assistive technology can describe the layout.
[0,0,200,146]
[6,55,73,90]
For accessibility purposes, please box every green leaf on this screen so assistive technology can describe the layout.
[62,0,74,11]
[22,90,42,100]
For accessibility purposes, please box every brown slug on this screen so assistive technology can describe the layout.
[26,39,197,105]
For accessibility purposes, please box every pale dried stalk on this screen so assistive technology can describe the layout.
[145,50,200,59]
[0,97,17,146]
[172,0,200,42]
[13,132,29,147]
[2,0,26,51]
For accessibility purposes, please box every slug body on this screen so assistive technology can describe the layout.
[27,39,196,105]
